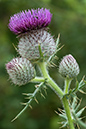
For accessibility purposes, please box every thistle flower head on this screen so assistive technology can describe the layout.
[6,58,35,86]
[18,29,56,61]
[8,8,52,34]
[59,54,80,78]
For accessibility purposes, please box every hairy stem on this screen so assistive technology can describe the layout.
[62,96,75,129]
[64,78,72,94]
[38,62,64,98]
[38,61,75,129]
[31,77,45,83]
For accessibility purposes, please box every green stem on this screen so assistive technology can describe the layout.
[38,61,75,129]
[64,78,72,94]
[31,77,45,83]
[62,96,75,129]
[38,62,64,98]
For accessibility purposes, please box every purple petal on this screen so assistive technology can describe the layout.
[8,8,52,34]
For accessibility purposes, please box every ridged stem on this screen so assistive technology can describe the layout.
[62,96,75,129]
[38,62,64,98]
[64,78,72,94]
[31,77,45,83]
[38,61,75,129]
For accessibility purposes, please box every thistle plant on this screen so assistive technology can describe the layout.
[6,8,86,128]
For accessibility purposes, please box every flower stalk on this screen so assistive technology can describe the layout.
[38,62,64,98]
[31,77,45,83]
[62,96,74,129]
[38,61,75,129]
[64,78,72,94]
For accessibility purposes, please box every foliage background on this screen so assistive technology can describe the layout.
[0,0,86,129]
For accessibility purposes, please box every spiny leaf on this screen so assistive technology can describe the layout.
[76,106,86,118]
[11,104,29,122]
[75,99,82,112]
[11,82,44,122]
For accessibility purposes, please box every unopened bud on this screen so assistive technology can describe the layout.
[18,28,56,61]
[59,54,80,78]
[6,58,35,86]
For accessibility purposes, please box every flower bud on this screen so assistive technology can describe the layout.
[18,29,56,61]
[59,54,80,78]
[6,58,35,86]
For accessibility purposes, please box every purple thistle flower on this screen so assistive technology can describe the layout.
[6,57,35,86]
[8,8,52,34]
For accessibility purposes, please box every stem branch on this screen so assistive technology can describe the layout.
[64,78,72,94]
[38,61,75,129]
[62,96,74,129]
[38,62,64,98]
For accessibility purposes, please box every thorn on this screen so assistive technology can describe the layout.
[58,108,62,112]
[43,88,47,95]
[82,75,85,81]
[40,93,46,99]
[56,34,60,47]
[50,62,57,67]
[58,33,60,38]
[57,45,64,52]
[76,96,80,101]
[43,85,47,89]
[79,115,86,120]
[22,93,28,95]
[35,85,39,88]
[12,43,18,52]
[29,105,33,109]
[22,93,33,96]
[58,121,63,124]
[79,98,82,103]
[79,90,86,94]
[20,102,27,105]
[47,62,54,68]
[75,98,82,112]
[25,97,32,99]
[76,123,80,129]
[54,110,59,115]
[59,122,67,128]
[34,98,39,104]
[11,116,18,122]
[58,108,65,114]
[84,106,86,109]
[54,55,59,60]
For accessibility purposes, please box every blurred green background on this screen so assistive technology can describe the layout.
[0,0,86,129]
